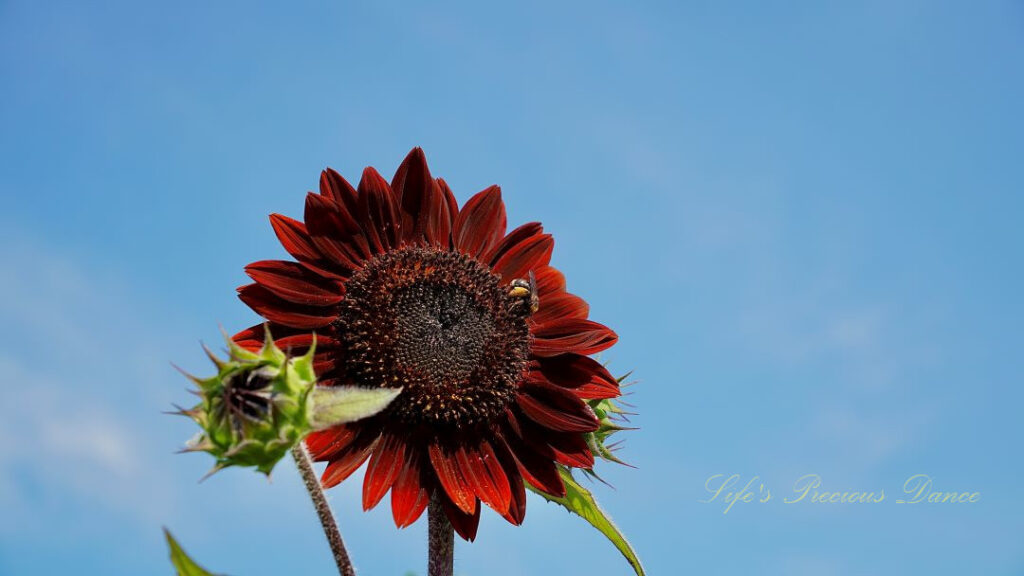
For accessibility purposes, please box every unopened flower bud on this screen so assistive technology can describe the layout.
[175,327,401,478]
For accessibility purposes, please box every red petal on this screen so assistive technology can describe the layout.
[270,214,348,280]
[320,168,359,214]
[441,493,482,542]
[531,318,618,357]
[391,450,429,528]
[279,331,340,351]
[438,178,458,223]
[426,178,457,248]
[492,435,527,525]
[279,336,319,359]
[244,260,344,306]
[305,193,367,269]
[362,433,406,510]
[534,354,621,399]
[357,167,401,253]
[274,332,317,348]
[233,325,340,360]
[574,382,620,400]
[532,292,589,326]
[483,222,543,265]
[321,432,381,488]
[313,352,339,377]
[504,407,523,437]
[237,284,336,329]
[232,322,301,351]
[545,430,595,468]
[534,265,566,296]
[316,377,342,387]
[269,213,320,261]
[515,415,595,469]
[428,443,477,515]
[453,185,506,257]
[492,233,553,283]
[306,425,359,461]
[391,147,434,243]
[500,432,565,497]
[516,383,600,433]
[454,442,511,515]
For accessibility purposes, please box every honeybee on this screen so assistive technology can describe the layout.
[509,271,540,315]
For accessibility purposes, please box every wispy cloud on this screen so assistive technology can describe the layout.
[0,234,175,535]
[0,358,155,533]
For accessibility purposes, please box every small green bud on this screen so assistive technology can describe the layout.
[175,327,401,478]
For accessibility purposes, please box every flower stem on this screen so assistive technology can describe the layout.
[291,443,356,576]
[427,493,454,576]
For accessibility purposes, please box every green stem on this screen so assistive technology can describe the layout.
[427,493,454,576]
[291,444,356,576]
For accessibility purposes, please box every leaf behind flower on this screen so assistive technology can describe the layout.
[527,466,645,576]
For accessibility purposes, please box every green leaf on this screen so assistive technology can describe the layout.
[527,467,645,576]
[310,385,402,430]
[164,528,220,576]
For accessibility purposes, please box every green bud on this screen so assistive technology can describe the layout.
[175,327,401,478]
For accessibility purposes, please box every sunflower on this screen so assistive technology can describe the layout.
[233,148,620,541]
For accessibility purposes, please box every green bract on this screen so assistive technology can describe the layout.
[176,328,401,477]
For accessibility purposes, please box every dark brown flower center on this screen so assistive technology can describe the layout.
[336,247,531,430]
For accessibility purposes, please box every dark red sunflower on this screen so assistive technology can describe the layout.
[233,148,620,540]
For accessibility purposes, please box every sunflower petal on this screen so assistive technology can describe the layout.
[531,318,618,357]
[362,433,406,510]
[233,323,339,358]
[492,435,527,525]
[441,493,482,542]
[517,383,600,433]
[453,185,506,257]
[492,233,553,283]
[237,284,336,329]
[455,442,511,515]
[320,168,359,215]
[232,322,302,351]
[428,443,477,515]
[391,450,430,528]
[312,353,339,377]
[320,431,381,488]
[305,193,366,269]
[534,354,621,399]
[268,213,349,282]
[515,415,595,469]
[484,222,543,265]
[306,425,359,461]
[438,178,458,223]
[244,260,344,306]
[357,167,401,253]
[391,147,434,243]
[534,265,566,296]
[546,429,595,468]
[269,213,320,261]
[427,178,457,248]
[501,433,565,497]
[532,292,589,326]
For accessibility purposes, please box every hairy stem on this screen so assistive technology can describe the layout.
[291,443,356,576]
[427,493,455,576]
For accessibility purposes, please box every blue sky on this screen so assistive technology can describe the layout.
[2,1,1022,574]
